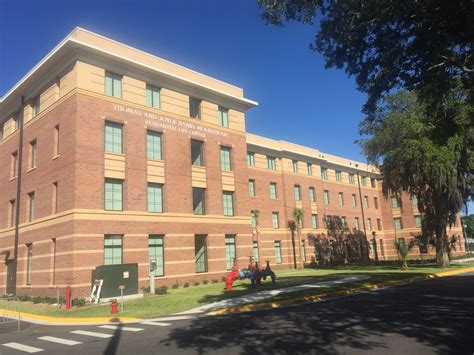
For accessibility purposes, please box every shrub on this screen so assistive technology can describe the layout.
[221,276,226,282]
[59,296,66,304]
[32,296,43,304]
[44,297,56,304]
[18,295,31,302]
[171,283,179,289]
[193,281,200,287]
[156,286,168,295]
[202,280,209,285]
[183,282,190,288]
[72,298,86,307]
[211,279,219,284]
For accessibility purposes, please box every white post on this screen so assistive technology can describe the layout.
[150,270,155,294]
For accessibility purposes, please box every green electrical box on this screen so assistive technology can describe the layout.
[91,263,138,298]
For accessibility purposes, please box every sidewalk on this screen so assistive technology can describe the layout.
[177,274,370,315]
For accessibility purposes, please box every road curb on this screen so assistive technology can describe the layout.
[0,308,142,326]
[206,266,474,316]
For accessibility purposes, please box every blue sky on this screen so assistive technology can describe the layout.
[1,0,365,162]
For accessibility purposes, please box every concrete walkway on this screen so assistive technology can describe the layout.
[177,274,370,315]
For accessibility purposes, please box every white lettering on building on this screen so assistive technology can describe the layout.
[113,104,228,138]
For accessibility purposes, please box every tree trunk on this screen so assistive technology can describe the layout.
[291,231,297,269]
[435,224,450,268]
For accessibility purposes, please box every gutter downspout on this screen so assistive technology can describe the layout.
[12,96,25,296]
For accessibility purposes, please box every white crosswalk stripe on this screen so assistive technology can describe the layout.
[141,321,172,326]
[38,336,82,346]
[147,315,194,321]
[98,325,144,332]
[70,330,113,338]
[2,342,43,353]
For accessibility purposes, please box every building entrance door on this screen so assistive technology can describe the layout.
[6,260,15,295]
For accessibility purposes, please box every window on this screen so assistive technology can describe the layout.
[352,194,357,207]
[11,151,18,178]
[32,96,40,117]
[335,170,342,182]
[307,163,313,176]
[249,180,256,197]
[274,241,282,264]
[294,185,302,201]
[105,71,122,98]
[30,140,37,169]
[411,194,418,206]
[220,146,232,171]
[371,178,376,188]
[149,235,164,277]
[341,216,347,227]
[104,235,123,265]
[361,176,367,186]
[225,235,236,270]
[272,212,280,229]
[324,190,330,205]
[26,244,33,285]
[218,106,229,127]
[0,122,3,140]
[252,241,259,262]
[147,130,162,160]
[104,179,123,211]
[355,217,360,230]
[391,196,400,208]
[394,217,403,230]
[222,191,234,216]
[338,192,344,206]
[415,215,422,228]
[292,160,298,173]
[104,121,123,153]
[51,238,56,285]
[367,218,372,231]
[374,197,379,209]
[52,182,58,214]
[147,183,163,213]
[309,187,316,203]
[192,188,205,215]
[270,182,277,199]
[247,152,255,166]
[311,214,318,229]
[146,84,160,108]
[9,199,15,227]
[189,97,201,119]
[28,192,35,222]
[191,140,204,166]
[195,235,207,273]
[54,125,60,156]
[321,167,328,180]
[267,156,276,170]
[251,211,257,228]
[349,173,355,184]
[377,218,382,231]
[364,196,369,208]
[301,240,307,262]
[14,114,21,130]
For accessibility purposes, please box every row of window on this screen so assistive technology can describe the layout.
[22,235,283,286]
[105,71,231,128]
[249,181,380,210]
[105,122,234,171]
[247,152,377,187]
[105,178,235,216]
[9,125,60,179]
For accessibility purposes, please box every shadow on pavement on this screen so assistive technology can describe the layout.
[160,274,474,354]
[104,318,122,355]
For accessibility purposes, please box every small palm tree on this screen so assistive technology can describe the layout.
[395,239,413,270]
[288,208,304,269]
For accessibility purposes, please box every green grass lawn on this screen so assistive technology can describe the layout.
[9,261,474,319]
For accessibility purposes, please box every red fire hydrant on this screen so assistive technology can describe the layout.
[111,299,119,314]
[65,285,71,311]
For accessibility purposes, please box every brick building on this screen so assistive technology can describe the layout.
[0,28,465,297]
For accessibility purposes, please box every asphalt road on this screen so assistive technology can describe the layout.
[0,271,473,355]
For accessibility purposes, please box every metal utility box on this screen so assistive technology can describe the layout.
[91,263,138,298]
